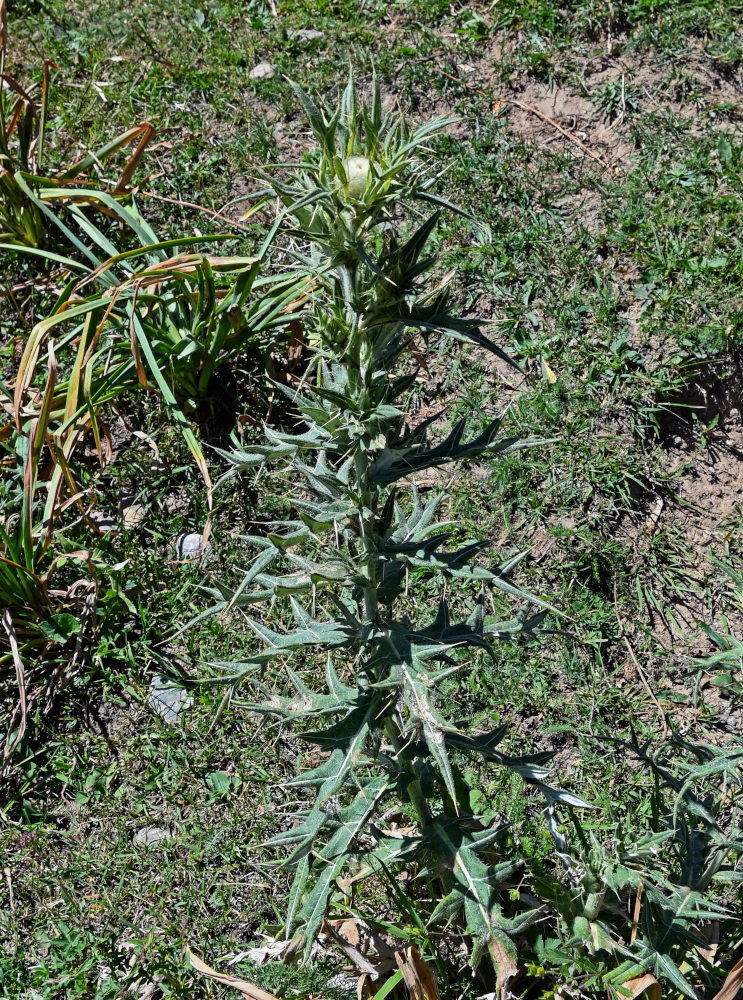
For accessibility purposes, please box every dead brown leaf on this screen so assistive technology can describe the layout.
[697,922,720,965]
[187,949,279,1000]
[489,936,518,999]
[113,121,155,194]
[357,972,377,1000]
[712,958,743,1000]
[621,973,661,1000]
[1,608,27,763]
[337,918,360,948]
[324,919,378,977]
[630,883,643,945]
[395,946,440,1000]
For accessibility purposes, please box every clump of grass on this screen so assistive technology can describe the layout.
[0,352,95,773]
[0,0,155,251]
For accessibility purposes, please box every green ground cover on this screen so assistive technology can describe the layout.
[2,1,743,998]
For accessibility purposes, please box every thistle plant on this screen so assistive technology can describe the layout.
[206,75,587,982]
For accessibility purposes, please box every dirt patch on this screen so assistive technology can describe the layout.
[555,189,605,234]
[613,360,743,650]
[669,435,743,552]
[579,50,743,142]
[618,50,743,122]
[502,79,634,170]
[473,42,743,177]
[659,355,743,447]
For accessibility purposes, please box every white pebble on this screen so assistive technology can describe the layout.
[250,62,275,80]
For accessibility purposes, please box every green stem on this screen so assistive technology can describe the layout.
[352,410,431,831]
[354,450,378,622]
[583,888,606,922]
[383,716,433,828]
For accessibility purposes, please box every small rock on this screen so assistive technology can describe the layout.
[148,674,193,722]
[133,825,172,848]
[88,510,117,533]
[119,501,145,528]
[174,532,209,562]
[290,28,324,43]
[250,62,275,80]
[671,435,687,449]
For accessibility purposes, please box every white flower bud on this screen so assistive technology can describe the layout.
[343,156,370,199]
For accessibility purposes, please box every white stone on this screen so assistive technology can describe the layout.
[291,29,324,43]
[250,62,275,80]
[88,510,117,533]
[148,674,193,722]
[175,532,204,560]
[119,502,145,528]
[133,825,172,847]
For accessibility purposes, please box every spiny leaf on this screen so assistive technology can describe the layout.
[300,696,386,751]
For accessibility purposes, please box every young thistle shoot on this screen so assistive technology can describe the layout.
[209,74,586,977]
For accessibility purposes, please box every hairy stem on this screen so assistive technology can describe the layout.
[584,889,607,922]
[383,716,433,828]
[352,396,432,830]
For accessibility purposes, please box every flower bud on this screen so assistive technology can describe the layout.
[343,156,370,199]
